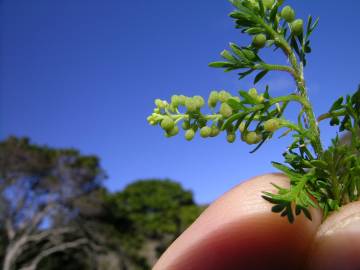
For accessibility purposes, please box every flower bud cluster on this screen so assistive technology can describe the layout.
[279,5,303,36]
[237,1,303,50]
[247,0,275,12]
[248,88,265,103]
[147,86,285,146]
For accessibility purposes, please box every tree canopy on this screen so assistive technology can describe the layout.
[0,136,204,269]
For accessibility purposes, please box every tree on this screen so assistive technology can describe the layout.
[104,179,205,267]
[0,136,106,270]
[0,137,204,269]
[38,179,205,269]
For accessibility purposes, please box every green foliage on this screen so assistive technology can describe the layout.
[106,179,201,238]
[102,179,204,268]
[0,136,107,269]
[0,137,204,269]
[147,0,360,223]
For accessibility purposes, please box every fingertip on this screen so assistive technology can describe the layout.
[308,201,360,270]
[154,174,321,270]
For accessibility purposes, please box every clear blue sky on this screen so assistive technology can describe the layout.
[1,0,359,204]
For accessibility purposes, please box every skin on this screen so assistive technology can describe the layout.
[153,174,360,270]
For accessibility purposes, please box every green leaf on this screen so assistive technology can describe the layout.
[258,0,265,17]
[306,15,313,37]
[263,85,270,98]
[309,17,319,34]
[272,204,286,213]
[310,160,328,169]
[254,70,268,84]
[229,43,247,60]
[340,115,351,131]
[241,48,257,61]
[208,61,234,68]
[272,162,302,180]
[269,5,279,23]
[227,98,246,110]
[238,90,258,104]
[330,117,340,126]
[330,97,344,111]
[221,50,237,63]
[222,112,246,130]
[238,69,254,79]
[249,136,268,153]
[245,27,264,35]
[229,0,242,9]
[300,207,312,220]
[290,36,301,58]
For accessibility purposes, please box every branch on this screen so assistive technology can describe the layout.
[27,227,75,243]
[18,203,56,234]
[19,238,88,270]
[254,63,294,74]
[5,219,15,240]
[317,109,346,122]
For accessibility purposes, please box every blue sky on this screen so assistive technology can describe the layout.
[1,0,360,204]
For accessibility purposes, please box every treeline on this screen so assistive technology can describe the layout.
[0,137,205,269]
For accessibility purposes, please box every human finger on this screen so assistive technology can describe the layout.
[307,201,360,270]
[154,173,322,270]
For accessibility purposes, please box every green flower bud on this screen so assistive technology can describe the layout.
[168,104,176,112]
[185,98,197,112]
[185,129,195,141]
[239,122,246,133]
[146,115,155,125]
[263,0,274,9]
[155,99,166,109]
[210,126,220,137]
[218,90,231,103]
[281,5,295,23]
[182,120,191,130]
[263,119,281,132]
[153,108,160,114]
[161,116,175,131]
[245,131,262,144]
[252,34,267,49]
[227,133,236,143]
[208,91,219,108]
[248,88,258,98]
[171,95,180,107]
[257,94,265,103]
[220,103,233,118]
[291,19,303,36]
[200,126,212,138]
[193,95,205,108]
[165,126,179,137]
[178,95,187,105]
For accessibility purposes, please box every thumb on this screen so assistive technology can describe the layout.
[308,201,360,270]
[154,174,321,270]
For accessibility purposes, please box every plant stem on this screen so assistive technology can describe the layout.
[257,16,323,156]
[317,109,347,122]
[254,63,294,74]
